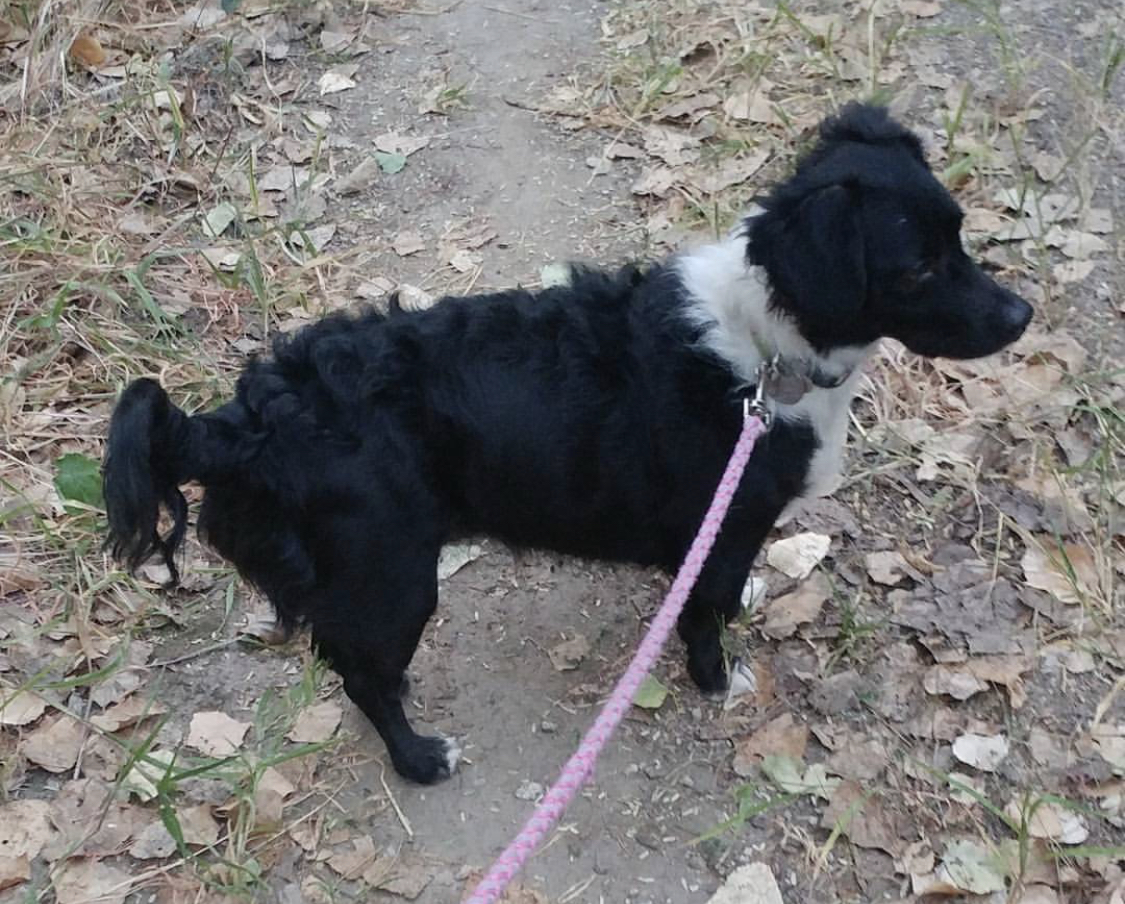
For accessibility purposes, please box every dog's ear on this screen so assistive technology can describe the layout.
[748,183,866,326]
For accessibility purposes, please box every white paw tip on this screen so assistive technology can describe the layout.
[723,659,758,710]
[442,736,462,774]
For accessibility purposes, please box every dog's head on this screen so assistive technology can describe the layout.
[747,103,1032,359]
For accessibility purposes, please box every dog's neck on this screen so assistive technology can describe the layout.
[676,227,875,400]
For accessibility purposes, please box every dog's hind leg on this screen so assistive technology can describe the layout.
[311,542,456,785]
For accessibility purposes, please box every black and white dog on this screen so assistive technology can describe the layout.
[104,104,1031,784]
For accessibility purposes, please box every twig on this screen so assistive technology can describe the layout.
[147,637,242,669]
[483,4,561,24]
[379,762,414,838]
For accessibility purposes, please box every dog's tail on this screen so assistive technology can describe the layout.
[103,378,223,583]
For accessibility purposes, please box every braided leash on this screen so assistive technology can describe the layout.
[465,411,768,904]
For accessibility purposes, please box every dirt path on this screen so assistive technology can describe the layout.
[295,4,726,901]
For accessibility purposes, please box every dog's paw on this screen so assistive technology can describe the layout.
[723,658,757,710]
[394,734,461,785]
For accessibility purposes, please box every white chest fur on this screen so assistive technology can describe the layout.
[676,227,875,502]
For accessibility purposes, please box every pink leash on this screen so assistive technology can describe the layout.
[465,411,768,904]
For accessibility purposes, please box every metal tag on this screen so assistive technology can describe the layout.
[764,366,813,405]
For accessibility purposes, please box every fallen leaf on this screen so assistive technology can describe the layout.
[289,223,336,253]
[446,248,481,273]
[935,839,1007,894]
[732,713,808,776]
[186,711,250,756]
[53,859,132,904]
[365,852,434,898]
[120,749,177,801]
[633,675,668,710]
[655,91,720,122]
[202,201,237,238]
[287,701,343,744]
[0,855,29,891]
[335,157,382,195]
[328,836,378,880]
[20,713,85,773]
[706,862,783,904]
[723,87,778,124]
[766,532,831,579]
[375,151,408,174]
[901,0,942,16]
[69,33,106,67]
[374,132,430,157]
[0,799,53,860]
[690,151,770,194]
[952,732,1010,772]
[760,572,830,639]
[821,781,903,855]
[1022,540,1099,604]
[1091,724,1125,773]
[865,550,910,585]
[631,166,677,198]
[616,27,649,49]
[761,755,838,800]
[91,696,168,732]
[259,165,309,193]
[0,685,47,726]
[1054,259,1096,284]
[438,542,484,579]
[392,230,426,257]
[318,70,357,95]
[1004,800,1089,844]
[548,634,590,671]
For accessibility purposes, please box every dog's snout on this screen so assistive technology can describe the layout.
[998,291,1033,338]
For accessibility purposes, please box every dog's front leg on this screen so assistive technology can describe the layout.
[675,509,777,697]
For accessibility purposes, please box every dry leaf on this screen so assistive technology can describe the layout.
[632,166,677,198]
[364,852,434,899]
[120,749,177,801]
[69,33,106,67]
[91,696,168,732]
[20,713,84,773]
[723,87,778,124]
[690,151,770,194]
[952,732,1010,772]
[0,855,29,891]
[287,701,343,744]
[318,69,357,95]
[548,634,590,671]
[732,713,808,776]
[328,836,378,879]
[53,859,132,904]
[1004,800,1089,844]
[901,0,942,16]
[766,532,831,579]
[186,711,250,756]
[0,685,47,726]
[392,230,426,257]
[933,839,1007,894]
[0,799,53,860]
[1022,540,1098,604]
[865,550,910,585]
[374,132,430,157]
[706,862,783,904]
[820,781,903,855]
[760,572,830,639]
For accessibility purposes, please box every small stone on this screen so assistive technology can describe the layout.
[539,719,558,733]
[514,780,544,801]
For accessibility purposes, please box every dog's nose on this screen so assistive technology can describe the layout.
[999,292,1033,337]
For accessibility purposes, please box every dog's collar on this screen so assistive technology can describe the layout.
[740,352,852,407]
